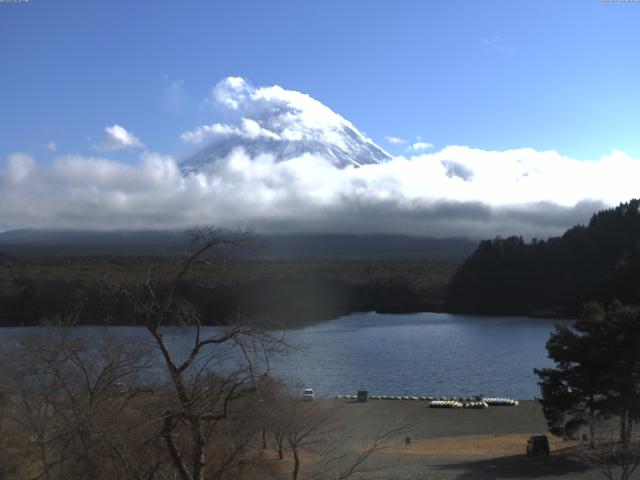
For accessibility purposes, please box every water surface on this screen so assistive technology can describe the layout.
[0,312,569,399]
[269,312,568,399]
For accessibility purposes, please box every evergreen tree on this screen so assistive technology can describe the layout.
[535,302,640,444]
[448,199,640,316]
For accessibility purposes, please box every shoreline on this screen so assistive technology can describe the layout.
[0,307,573,328]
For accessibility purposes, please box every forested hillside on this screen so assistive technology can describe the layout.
[447,199,640,317]
[0,257,455,326]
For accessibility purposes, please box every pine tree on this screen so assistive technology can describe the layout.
[535,302,640,444]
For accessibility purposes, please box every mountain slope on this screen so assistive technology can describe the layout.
[180,77,392,173]
[181,128,392,174]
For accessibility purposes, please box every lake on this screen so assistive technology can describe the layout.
[269,312,568,399]
[0,312,569,400]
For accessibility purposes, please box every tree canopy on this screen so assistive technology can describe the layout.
[448,199,640,316]
[535,302,640,444]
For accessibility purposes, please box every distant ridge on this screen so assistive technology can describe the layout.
[0,230,476,260]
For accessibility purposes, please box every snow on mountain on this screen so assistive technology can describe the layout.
[180,77,392,174]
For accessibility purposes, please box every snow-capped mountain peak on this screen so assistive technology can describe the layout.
[180,77,391,173]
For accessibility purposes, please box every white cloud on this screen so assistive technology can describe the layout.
[95,124,145,152]
[181,118,280,144]
[212,76,249,110]
[46,142,57,152]
[385,136,407,145]
[406,141,433,153]
[5,153,35,183]
[0,146,638,239]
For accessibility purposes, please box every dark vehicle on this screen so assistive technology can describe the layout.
[357,390,369,403]
[526,435,550,456]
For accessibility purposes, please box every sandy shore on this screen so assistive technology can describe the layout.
[311,399,618,480]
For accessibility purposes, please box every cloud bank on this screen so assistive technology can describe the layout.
[1,78,638,239]
[1,145,637,239]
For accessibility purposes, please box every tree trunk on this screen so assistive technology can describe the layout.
[292,447,300,480]
[262,427,267,449]
[589,396,596,444]
[620,411,629,447]
[191,420,207,480]
[274,432,284,459]
[162,416,191,480]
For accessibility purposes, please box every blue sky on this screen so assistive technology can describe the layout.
[2,0,640,162]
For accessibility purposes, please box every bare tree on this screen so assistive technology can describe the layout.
[0,226,401,480]
[311,424,404,480]
[577,428,640,480]
[272,392,404,480]
[252,376,289,459]
[117,227,285,480]
[0,323,157,480]
[0,390,19,480]
[282,399,338,480]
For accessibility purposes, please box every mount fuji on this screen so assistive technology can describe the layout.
[180,77,392,174]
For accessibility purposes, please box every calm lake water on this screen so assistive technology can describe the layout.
[270,312,569,400]
[0,312,569,400]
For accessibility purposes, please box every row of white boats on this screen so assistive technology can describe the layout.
[335,394,519,408]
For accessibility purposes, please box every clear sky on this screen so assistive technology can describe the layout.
[2,0,640,162]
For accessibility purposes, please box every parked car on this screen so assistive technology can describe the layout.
[526,435,550,456]
[303,388,315,401]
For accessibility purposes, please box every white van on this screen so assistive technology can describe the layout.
[303,388,315,401]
